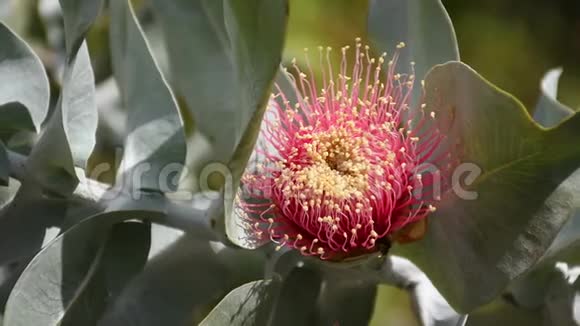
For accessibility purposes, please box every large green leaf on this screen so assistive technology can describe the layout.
[395,62,580,312]
[367,0,459,104]
[3,211,157,326]
[150,0,287,196]
[0,22,49,133]
[506,69,580,309]
[59,0,105,58]
[27,42,97,194]
[110,0,186,193]
[98,235,265,325]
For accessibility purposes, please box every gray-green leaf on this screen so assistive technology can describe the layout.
[395,62,580,312]
[0,22,50,133]
[59,0,105,58]
[3,211,159,326]
[110,0,186,193]
[367,0,459,104]
[27,42,97,194]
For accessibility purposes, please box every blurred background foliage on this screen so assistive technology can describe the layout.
[0,0,578,325]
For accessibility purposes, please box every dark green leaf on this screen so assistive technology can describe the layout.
[395,62,580,312]
[110,0,186,192]
[0,22,49,133]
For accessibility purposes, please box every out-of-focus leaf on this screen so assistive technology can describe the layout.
[533,68,575,128]
[59,0,104,58]
[200,267,322,326]
[396,62,580,312]
[98,235,265,325]
[3,211,160,326]
[27,42,97,194]
[109,0,186,193]
[0,141,8,185]
[0,22,50,133]
[367,0,459,104]
[542,262,580,326]
[466,299,542,326]
[469,263,580,326]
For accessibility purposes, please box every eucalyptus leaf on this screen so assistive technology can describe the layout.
[507,70,580,308]
[150,0,287,194]
[367,0,459,105]
[0,22,50,133]
[98,235,265,325]
[199,279,279,326]
[395,61,580,312]
[3,211,161,326]
[27,42,97,194]
[58,222,151,326]
[0,189,68,266]
[109,0,186,193]
[59,0,104,58]
[200,267,322,326]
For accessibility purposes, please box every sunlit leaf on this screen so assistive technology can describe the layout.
[27,43,97,194]
[0,22,49,133]
[109,0,186,193]
[3,211,159,326]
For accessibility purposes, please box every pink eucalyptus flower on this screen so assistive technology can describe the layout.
[237,39,448,260]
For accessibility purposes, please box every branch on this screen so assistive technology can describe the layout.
[380,256,469,326]
[4,148,220,236]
